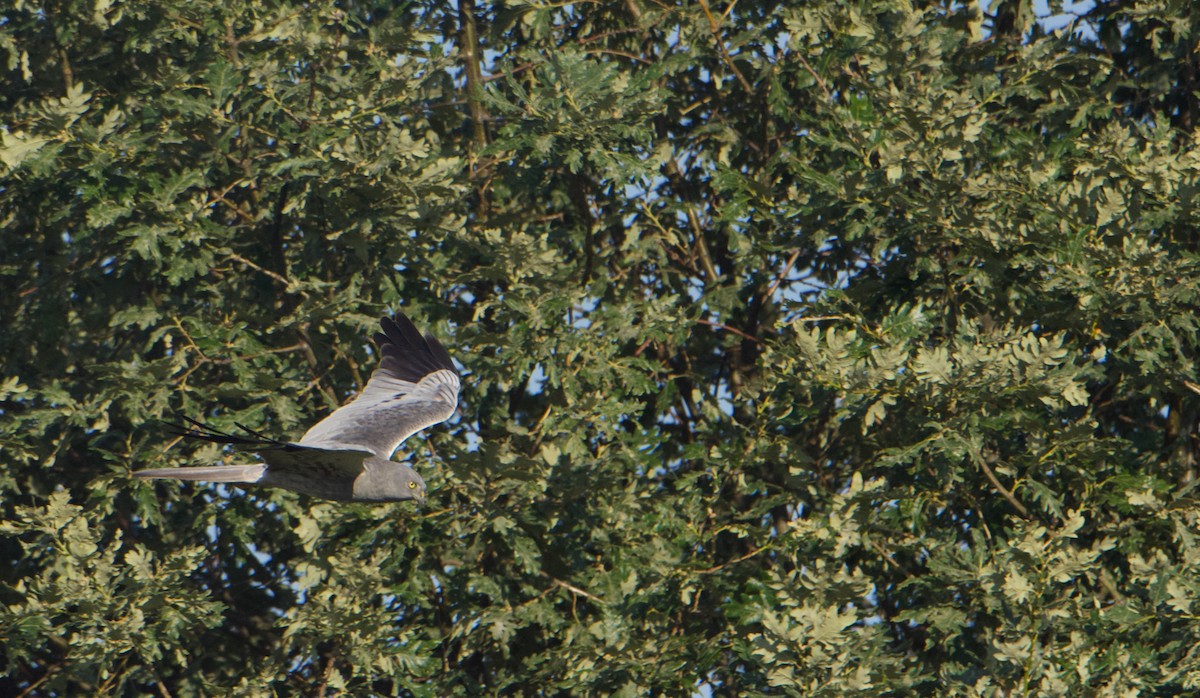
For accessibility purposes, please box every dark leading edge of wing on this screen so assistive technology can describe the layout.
[375,313,457,382]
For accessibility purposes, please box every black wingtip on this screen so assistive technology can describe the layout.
[382,313,427,348]
[425,332,455,370]
[233,421,289,445]
[162,415,284,448]
[162,414,236,440]
[374,311,457,379]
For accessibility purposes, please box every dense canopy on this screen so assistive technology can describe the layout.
[4,0,1200,695]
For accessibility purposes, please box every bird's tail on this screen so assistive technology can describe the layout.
[133,464,267,484]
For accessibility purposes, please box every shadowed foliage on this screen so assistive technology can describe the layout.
[4,0,1200,695]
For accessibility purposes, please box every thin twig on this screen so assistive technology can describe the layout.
[866,537,906,575]
[583,48,653,64]
[765,248,801,300]
[296,324,340,405]
[1099,569,1126,603]
[316,650,335,698]
[459,0,491,216]
[154,673,174,698]
[696,0,754,93]
[171,316,210,362]
[694,545,765,575]
[186,342,308,366]
[796,315,850,323]
[688,207,720,283]
[961,436,1029,518]
[227,252,290,286]
[210,191,257,224]
[16,663,57,698]
[532,403,553,433]
[662,156,719,283]
[57,46,73,95]
[578,26,646,45]
[696,318,759,344]
[542,572,603,603]
[795,52,833,102]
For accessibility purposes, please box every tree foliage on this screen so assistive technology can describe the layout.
[4,0,1200,695]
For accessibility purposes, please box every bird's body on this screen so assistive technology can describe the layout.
[134,312,459,504]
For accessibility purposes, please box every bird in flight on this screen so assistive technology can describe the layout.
[134,312,459,504]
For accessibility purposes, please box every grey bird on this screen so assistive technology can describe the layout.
[134,312,459,504]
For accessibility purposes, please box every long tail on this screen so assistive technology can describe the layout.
[133,464,267,484]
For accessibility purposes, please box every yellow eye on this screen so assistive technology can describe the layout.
[408,481,417,489]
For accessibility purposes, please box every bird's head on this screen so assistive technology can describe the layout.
[403,467,427,506]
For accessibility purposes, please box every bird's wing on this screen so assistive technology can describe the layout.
[162,417,373,480]
[298,312,460,459]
